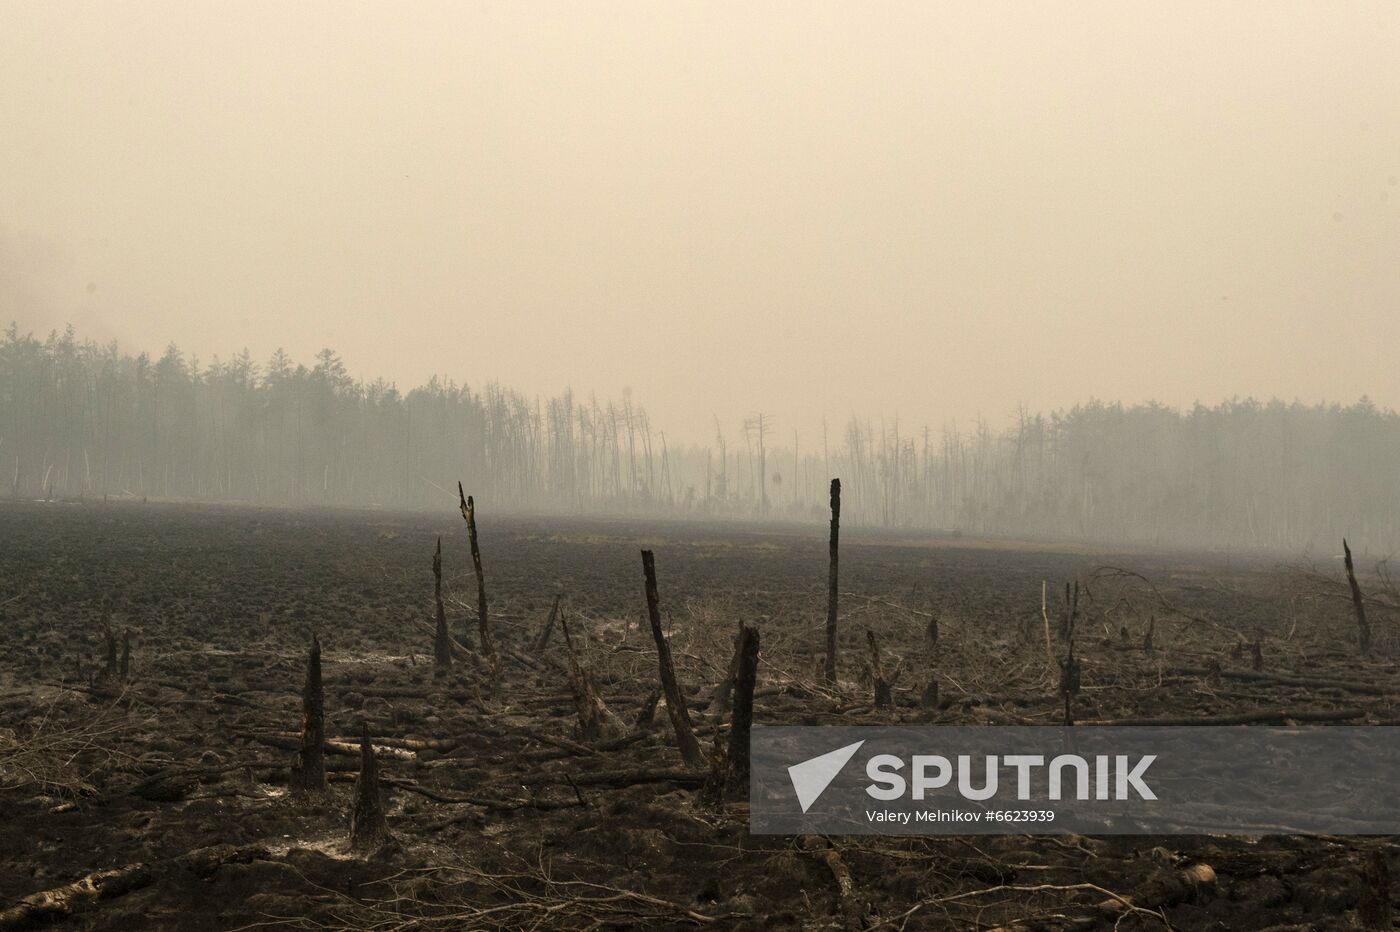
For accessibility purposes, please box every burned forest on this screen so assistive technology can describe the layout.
[4,2,1400,928]
[1,490,1399,929]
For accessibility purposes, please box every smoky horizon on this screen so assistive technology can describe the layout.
[3,2,1400,551]
[2,1,1398,447]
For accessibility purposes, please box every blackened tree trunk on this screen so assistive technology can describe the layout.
[641,549,702,766]
[432,537,451,670]
[292,635,326,792]
[1344,539,1373,654]
[825,478,841,684]
[725,624,760,792]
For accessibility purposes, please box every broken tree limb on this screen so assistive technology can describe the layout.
[641,549,703,767]
[534,594,562,652]
[826,478,841,685]
[458,482,495,662]
[291,634,326,792]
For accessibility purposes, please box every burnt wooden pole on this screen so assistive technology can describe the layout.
[1344,539,1373,654]
[641,549,702,766]
[726,624,760,792]
[292,635,326,792]
[825,478,841,684]
[432,537,451,669]
[458,482,495,661]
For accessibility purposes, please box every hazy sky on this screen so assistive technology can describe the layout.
[2,2,1398,444]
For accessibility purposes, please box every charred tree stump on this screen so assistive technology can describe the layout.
[1143,616,1155,653]
[725,624,759,790]
[636,689,661,728]
[702,624,760,804]
[866,629,896,710]
[534,594,562,652]
[641,549,702,767]
[1059,637,1082,726]
[349,723,392,854]
[431,537,452,671]
[458,483,495,664]
[1344,539,1373,654]
[825,478,841,685]
[291,635,326,792]
[119,630,130,681]
[710,619,745,716]
[1360,849,1391,930]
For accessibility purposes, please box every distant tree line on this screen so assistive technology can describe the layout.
[3,324,1397,552]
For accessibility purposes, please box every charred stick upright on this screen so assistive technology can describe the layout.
[432,536,452,669]
[1344,538,1373,654]
[458,482,495,660]
[641,549,702,766]
[825,478,841,684]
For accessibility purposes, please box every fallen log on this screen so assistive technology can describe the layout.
[525,767,705,789]
[1170,667,1389,696]
[1085,707,1367,726]
[0,844,269,931]
[802,835,863,931]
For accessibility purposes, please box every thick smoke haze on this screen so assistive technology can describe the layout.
[3,2,1398,446]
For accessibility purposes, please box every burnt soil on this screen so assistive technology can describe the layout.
[0,501,1396,930]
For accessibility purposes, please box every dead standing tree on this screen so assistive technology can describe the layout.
[291,635,326,792]
[825,478,841,685]
[1344,539,1373,654]
[458,483,495,664]
[641,549,703,767]
[432,537,452,670]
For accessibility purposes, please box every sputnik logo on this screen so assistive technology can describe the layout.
[787,740,865,812]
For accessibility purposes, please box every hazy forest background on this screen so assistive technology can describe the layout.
[3,324,1398,554]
